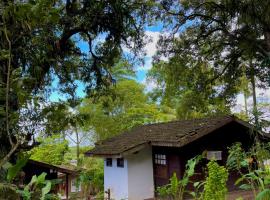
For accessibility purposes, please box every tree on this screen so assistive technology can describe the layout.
[148,52,233,119]
[0,0,152,167]
[154,0,270,122]
[30,135,69,165]
[158,0,270,71]
[41,100,91,166]
[80,79,175,141]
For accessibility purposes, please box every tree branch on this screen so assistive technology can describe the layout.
[0,142,19,168]
[3,22,14,147]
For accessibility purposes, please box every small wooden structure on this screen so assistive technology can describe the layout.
[22,159,79,200]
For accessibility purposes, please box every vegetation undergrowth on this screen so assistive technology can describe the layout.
[203,161,228,200]
[157,142,270,200]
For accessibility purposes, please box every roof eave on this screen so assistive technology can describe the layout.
[86,142,150,158]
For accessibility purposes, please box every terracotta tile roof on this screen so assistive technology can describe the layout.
[85,115,257,157]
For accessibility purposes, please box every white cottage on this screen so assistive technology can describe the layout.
[85,115,267,200]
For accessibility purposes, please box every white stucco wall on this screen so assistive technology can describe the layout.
[104,146,154,200]
[127,146,154,200]
[104,158,128,200]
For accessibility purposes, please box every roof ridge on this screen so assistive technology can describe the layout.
[139,114,234,127]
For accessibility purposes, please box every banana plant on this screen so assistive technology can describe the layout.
[235,169,270,200]
[16,172,52,200]
[156,155,202,200]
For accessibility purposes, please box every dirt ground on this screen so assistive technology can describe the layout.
[147,190,256,200]
[226,190,255,200]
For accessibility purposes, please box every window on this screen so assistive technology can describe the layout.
[154,154,167,165]
[106,158,112,167]
[71,179,81,192]
[117,158,124,168]
[207,151,222,160]
[263,159,270,168]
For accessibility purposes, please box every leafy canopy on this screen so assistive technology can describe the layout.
[30,135,69,165]
[80,79,175,141]
[0,0,153,165]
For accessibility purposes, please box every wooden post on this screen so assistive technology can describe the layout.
[105,188,111,200]
[66,174,69,200]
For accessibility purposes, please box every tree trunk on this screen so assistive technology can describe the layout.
[0,24,19,168]
[244,91,248,116]
[264,30,270,53]
[0,142,19,167]
[250,61,259,128]
[75,126,80,166]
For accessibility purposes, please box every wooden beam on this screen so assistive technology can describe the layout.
[66,174,69,200]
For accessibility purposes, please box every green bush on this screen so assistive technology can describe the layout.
[203,160,228,200]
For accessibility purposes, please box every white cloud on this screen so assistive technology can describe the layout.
[141,77,159,92]
[136,31,168,72]
[233,87,270,115]
[144,31,162,57]
[137,57,153,71]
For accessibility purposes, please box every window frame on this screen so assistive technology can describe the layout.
[154,154,167,165]
[106,158,112,167]
[117,158,124,168]
[71,179,81,192]
[206,151,222,160]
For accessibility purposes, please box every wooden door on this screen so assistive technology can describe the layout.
[154,154,181,188]
[154,153,169,188]
[168,155,181,179]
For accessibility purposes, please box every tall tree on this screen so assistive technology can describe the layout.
[30,135,69,165]
[0,0,152,166]
[154,0,270,121]
[148,51,233,119]
[41,101,88,165]
[80,79,175,141]
[158,0,270,66]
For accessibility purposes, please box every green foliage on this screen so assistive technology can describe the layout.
[16,172,53,200]
[203,161,228,200]
[80,79,175,141]
[7,155,29,182]
[148,56,232,120]
[235,169,270,200]
[79,157,104,196]
[226,142,249,171]
[44,194,61,200]
[30,135,69,165]
[157,173,179,200]
[256,189,270,200]
[156,0,270,91]
[227,142,270,199]
[0,0,152,167]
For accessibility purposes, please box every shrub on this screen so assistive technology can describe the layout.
[203,160,228,200]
